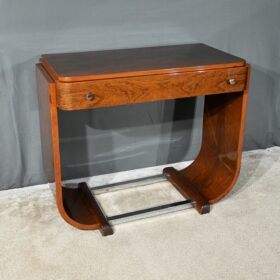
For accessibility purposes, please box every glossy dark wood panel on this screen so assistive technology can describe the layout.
[41,44,245,82]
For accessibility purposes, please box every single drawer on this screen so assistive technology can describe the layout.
[56,66,248,110]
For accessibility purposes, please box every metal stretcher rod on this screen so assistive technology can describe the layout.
[107,199,193,221]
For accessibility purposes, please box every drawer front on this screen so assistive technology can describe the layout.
[56,66,248,110]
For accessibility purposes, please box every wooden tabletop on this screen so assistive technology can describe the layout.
[41,43,246,82]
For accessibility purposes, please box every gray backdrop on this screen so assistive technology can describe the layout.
[0,0,279,190]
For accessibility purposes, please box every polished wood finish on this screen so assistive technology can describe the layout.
[164,70,250,209]
[163,167,210,214]
[41,43,245,82]
[36,64,112,234]
[56,66,247,110]
[36,44,250,235]
[63,183,113,236]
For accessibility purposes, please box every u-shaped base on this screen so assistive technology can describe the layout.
[58,91,248,232]
[164,91,248,214]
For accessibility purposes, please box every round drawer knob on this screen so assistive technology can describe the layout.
[227,78,237,85]
[86,93,95,101]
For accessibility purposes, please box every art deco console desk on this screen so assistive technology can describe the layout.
[36,44,250,236]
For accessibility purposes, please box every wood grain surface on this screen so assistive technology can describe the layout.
[164,65,250,212]
[36,64,112,234]
[56,66,247,110]
[41,43,245,82]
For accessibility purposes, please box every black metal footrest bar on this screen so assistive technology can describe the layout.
[107,199,193,222]
[63,174,195,229]
[91,174,166,194]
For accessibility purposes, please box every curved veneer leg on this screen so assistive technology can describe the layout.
[61,183,113,235]
[164,82,249,213]
[56,180,113,235]
[36,64,113,236]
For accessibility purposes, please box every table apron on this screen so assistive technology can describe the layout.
[55,66,248,110]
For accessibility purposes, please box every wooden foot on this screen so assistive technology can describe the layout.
[62,182,113,236]
[163,167,210,214]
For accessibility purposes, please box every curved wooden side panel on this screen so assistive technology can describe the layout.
[164,65,250,213]
[36,64,112,235]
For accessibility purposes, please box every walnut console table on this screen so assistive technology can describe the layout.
[36,43,250,236]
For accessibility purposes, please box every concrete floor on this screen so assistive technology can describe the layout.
[0,147,279,280]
